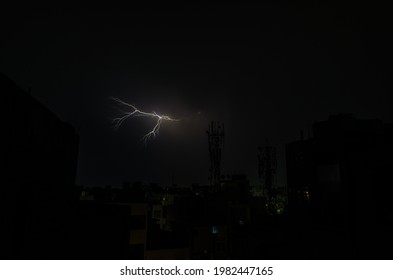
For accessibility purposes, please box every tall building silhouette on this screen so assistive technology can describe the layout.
[286,114,393,258]
[1,73,79,258]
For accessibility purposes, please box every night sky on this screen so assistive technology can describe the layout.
[1,3,392,187]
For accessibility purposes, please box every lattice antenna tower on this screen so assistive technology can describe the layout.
[257,141,277,197]
[206,121,225,189]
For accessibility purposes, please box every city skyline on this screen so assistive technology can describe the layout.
[2,3,393,259]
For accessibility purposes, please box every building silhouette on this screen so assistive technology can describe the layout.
[286,114,393,258]
[1,73,79,258]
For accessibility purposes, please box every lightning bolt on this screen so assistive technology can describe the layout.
[111,97,178,143]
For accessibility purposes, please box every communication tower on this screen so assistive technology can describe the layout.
[206,121,225,189]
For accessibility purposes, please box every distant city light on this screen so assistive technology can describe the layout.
[212,226,219,234]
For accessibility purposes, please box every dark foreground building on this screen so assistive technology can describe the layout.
[286,114,393,258]
[0,73,79,258]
